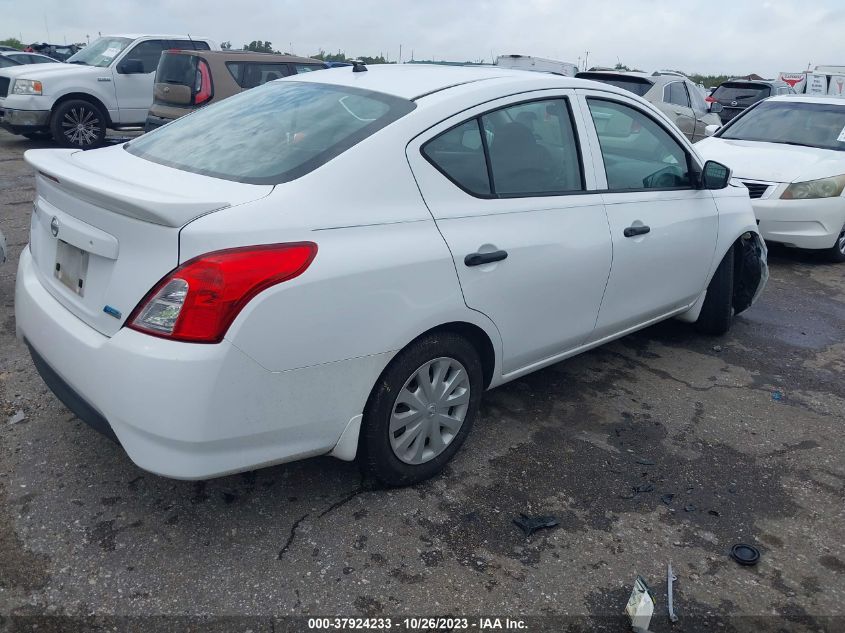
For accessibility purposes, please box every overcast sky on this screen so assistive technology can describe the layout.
[1,0,842,76]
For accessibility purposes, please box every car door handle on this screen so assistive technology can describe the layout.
[465,250,508,267]
[623,225,651,238]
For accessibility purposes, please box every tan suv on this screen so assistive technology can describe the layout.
[145,50,327,131]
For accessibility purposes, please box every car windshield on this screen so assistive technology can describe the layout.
[125,81,416,184]
[66,37,132,67]
[713,83,770,103]
[719,100,845,151]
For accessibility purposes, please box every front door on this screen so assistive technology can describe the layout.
[112,39,167,124]
[407,93,613,376]
[659,80,696,140]
[578,93,718,339]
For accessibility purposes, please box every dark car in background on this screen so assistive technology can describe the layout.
[709,79,795,123]
[145,50,328,131]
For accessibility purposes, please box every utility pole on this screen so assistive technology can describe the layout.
[399,44,402,64]
[584,51,590,71]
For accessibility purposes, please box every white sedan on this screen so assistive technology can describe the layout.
[697,95,845,261]
[15,65,767,486]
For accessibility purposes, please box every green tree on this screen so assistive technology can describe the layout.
[220,41,232,50]
[243,40,275,53]
[0,37,24,50]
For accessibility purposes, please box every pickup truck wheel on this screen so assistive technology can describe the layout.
[50,100,107,149]
[695,245,735,335]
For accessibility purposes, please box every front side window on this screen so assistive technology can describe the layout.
[422,98,584,198]
[124,40,167,74]
[227,62,292,88]
[587,98,692,190]
[687,82,708,113]
[718,100,845,151]
[665,82,690,108]
[66,36,132,68]
[126,81,416,184]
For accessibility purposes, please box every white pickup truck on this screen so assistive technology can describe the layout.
[0,34,217,149]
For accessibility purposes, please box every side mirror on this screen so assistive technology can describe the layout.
[702,160,731,190]
[709,102,724,114]
[704,124,720,137]
[117,59,144,74]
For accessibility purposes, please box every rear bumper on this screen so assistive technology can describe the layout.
[15,247,386,479]
[0,108,51,134]
[752,196,845,250]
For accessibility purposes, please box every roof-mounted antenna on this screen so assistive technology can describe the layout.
[351,59,368,73]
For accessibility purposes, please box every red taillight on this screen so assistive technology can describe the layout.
[705,96,716,103]
[194,59,212,105]
[127,243,317,343]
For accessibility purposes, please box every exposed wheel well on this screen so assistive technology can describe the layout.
[413,322,496,389]
[731,232,766,315]
[51,93,112,127]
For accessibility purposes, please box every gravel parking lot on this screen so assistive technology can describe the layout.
[1,129,844,632]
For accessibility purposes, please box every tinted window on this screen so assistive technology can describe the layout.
[170,40,211,51]
[126,81,416,184]
[292,64,323,74]
[587,99,692,190]
[125,40,167,73]
[157,53,196,86]
[422,119,490,195]
[227,62,292,88]
[713,82,771,103]
[482,99,583,195]
[0,56,19,67]
[577,73,652,96]
[719,100,845,152]
[665,82,690,107]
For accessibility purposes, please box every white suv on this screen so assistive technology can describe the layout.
[0,35,216,148]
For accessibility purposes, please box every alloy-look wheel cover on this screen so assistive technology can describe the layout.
[389,357,470,465]
[61,106,102,147]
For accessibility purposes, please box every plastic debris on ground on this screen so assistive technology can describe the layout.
[7,410,26,425]
[625,575,655,632]
[512,513,558,537]
[772,390,784,401]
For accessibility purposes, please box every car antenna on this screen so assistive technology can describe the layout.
[351,59,368,73]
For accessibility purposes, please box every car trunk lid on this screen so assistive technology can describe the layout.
[24,146,272,337]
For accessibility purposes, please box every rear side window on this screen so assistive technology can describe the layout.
[577,73,653,97]
[227,62,292,88]
[713,83,771,103]
[665,82,690,107]
[422,98,584,198]
[170,39,211,51]
[587,98,692,190]
[292,64,323,74]
[126,81,416,185]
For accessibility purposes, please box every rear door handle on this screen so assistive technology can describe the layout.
[465,250,508,267]
[623,225,651,238]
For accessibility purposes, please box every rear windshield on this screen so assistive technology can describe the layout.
[156,53,196,86]
[125,81,416,185]
[719,100,845,152]
[577,73,653,97]
[713,82,770,103]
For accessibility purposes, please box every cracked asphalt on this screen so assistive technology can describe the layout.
[1,129,844,632]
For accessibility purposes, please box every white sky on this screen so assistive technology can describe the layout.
[1,0,842,77]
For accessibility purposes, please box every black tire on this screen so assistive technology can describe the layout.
[695,245,734,335]
[22,131,52,140]
[825,227,845,263]
[50,99,107,149]
[359,332,483,487]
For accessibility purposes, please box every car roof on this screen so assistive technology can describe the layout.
[767,94,845,106]
[166,50,321,64]
[286,63,632,101]
[101,34,214,41]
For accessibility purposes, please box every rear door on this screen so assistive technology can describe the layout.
[577,91,718,339]
[407,91,613,376]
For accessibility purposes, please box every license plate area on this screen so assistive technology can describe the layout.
[55,239,89,297]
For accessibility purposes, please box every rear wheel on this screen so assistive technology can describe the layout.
[50,99,107,149]
[825,226,845,263]
[695,245,734,335]
[359,332,483,487]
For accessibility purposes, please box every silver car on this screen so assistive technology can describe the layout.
[576,70,723,142]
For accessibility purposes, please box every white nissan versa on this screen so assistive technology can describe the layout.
[15,65,768,486]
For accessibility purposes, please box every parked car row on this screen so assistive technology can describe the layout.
[0,34,330,148]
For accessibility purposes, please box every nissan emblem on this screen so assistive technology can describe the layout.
[50,216,59,237]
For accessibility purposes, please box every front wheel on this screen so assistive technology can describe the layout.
[50,99,107,149]
[695,245,735,335]
[359,332,483,487]
[825,226,845,263]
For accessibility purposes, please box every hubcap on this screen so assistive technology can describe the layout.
[61,106,101,146]
[838,227,845,255]
[389,357,470,465]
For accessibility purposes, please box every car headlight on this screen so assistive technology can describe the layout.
[781,175,845,200]
[11,79,43,96]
